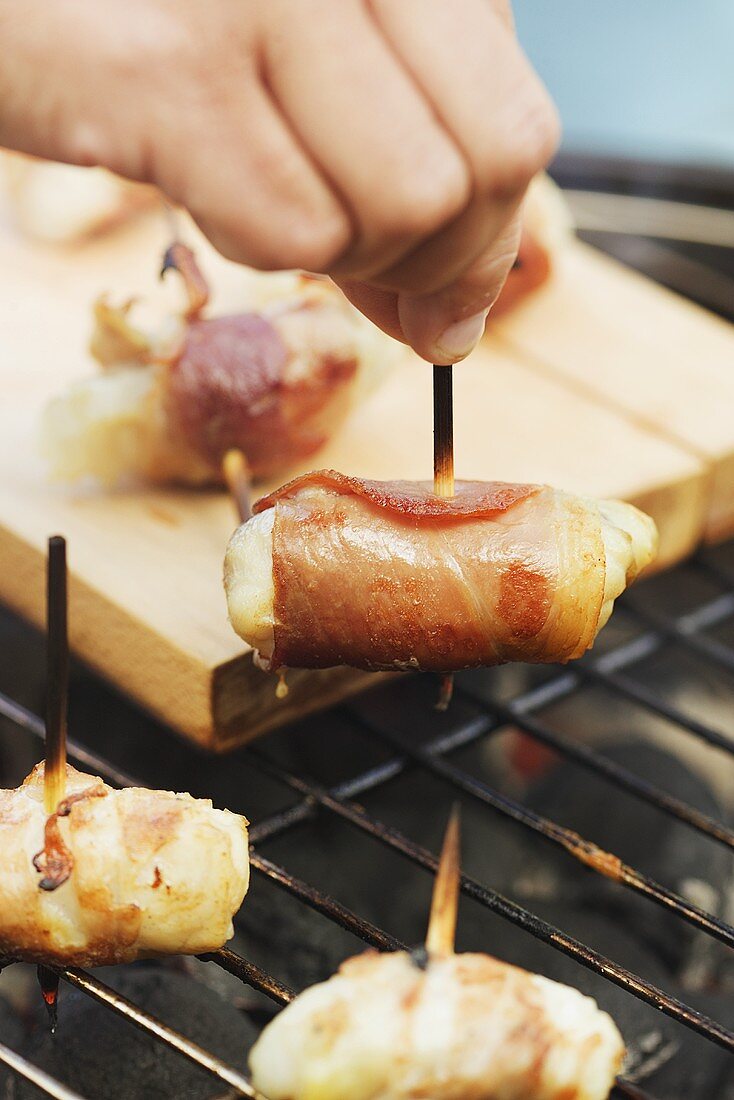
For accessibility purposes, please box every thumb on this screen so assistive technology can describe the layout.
[397,212,522,364]
[335,212,521,364]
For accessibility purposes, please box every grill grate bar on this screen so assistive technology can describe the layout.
[249,691,733,858]
[246,748,734,1054]
[0,693,138,788]
[623,594,734,674]
[455,688,734,850]
[348,712,734,946]
[576,661,734,756]
[250,852,403,952]
[248,714,499,846]
[202,948,294,1006]
[57,967,264,1098]
[1,565,733,1096]
[1,682,731,1075]
[0,1040,87,1100]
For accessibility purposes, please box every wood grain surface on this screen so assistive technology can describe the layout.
[0,200,726,749]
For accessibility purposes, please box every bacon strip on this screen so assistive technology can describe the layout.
[255,473,606,672]
[255,470,538,518]
[165,319,359,478]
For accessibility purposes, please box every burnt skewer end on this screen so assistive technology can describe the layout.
[37,965,60,1033]
[433,365,454,499]
[44,535,69,816]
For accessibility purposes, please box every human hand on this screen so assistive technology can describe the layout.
[0,0,559,362]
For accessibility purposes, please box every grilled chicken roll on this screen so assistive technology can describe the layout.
[42,247,394,487]
[0,763,249,967]
[249,949,625,1100]
[225,470,657,672]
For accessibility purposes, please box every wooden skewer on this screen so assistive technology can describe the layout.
[433,365,456,704]
[433,364,454,499]
[44,536,69,815]
[425,805,461,957]
[223,449,252,524]
[36,965,60,1033]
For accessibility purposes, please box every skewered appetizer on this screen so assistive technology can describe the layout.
[1,151,154,243]
[0,762,249,966]
[42,245,395,487]
[249,947,624,1100]
[225,470,657,672]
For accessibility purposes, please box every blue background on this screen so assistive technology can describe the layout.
[513,2,734,168]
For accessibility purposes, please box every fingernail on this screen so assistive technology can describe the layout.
[433,310,488,364]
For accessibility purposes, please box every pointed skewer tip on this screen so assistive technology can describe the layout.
[425,805,461,957]
[223,449,252,524]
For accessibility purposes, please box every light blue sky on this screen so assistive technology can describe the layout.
[513,2,734,167]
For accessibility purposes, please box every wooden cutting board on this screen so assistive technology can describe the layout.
[0,201,728,750]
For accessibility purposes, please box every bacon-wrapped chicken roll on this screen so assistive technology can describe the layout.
[42,248,395,487]
[249,949,625,1100]
[225,470,657,673]
[0,763,249,967]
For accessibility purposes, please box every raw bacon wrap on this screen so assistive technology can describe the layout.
[231,470,655,672]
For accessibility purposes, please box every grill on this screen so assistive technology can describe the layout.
[1,158,733,1099]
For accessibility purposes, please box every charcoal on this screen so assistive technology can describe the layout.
[522,740,733,973]
[0,995,23,1094]
[8,966,257,1100]
[632,989,734,1100]
[237,855,364,992]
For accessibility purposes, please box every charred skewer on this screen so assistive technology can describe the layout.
[44,536,68,815]
[38,539,69,1027]
[425,805,461,957]
[433,365,455,703]
[36,965,60,1033]
[223,448,253,523]
[432,364,454,499]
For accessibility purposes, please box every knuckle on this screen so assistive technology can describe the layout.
[481,86,561,199]
[453,241,521,307]
[274,210,352,272]
[223,210,351,273]
[374,152,471,242]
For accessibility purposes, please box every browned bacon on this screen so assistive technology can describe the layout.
[165,315,359,478]
[254,472,607,672]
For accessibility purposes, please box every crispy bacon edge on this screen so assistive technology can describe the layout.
[253,469,541,519]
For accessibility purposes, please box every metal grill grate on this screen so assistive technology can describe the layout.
[1,543,733,1099]
[1,169,733,1099]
